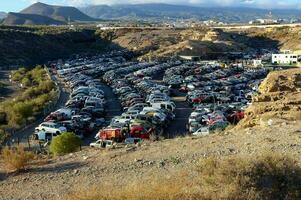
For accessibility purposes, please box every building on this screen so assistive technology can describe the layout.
[272,53,298,65]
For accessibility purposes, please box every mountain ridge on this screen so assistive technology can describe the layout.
[2,12,66,25]
[2,2,95,25]
[80,3,301,22]
[0,12,6,19]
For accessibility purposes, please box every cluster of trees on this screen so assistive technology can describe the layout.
[0,66,57,137]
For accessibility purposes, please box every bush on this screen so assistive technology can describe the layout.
[49,132,81,156]
[1,145,34,172]
[0,65,57,128]
[65,154,301,200]
[197,154,301,200]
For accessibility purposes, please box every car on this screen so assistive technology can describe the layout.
[151,101,176,112]
[90,139,114,148]
[192,127,210,136]
[124,137,142,144]
[33,131,60,141]
[35,122,67,134]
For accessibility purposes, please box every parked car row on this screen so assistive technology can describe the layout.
[95,61,181,142]
[163,63,267,136]
[33,52,136,142]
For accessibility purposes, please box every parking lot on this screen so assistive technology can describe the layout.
[26,50,268,147]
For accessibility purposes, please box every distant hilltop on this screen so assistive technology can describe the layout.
[0,12,7,19]
[80,3,301,23]
[2,2,95,25]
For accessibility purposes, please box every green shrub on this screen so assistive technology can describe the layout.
[49,132,81,156]
[0,66,57,128]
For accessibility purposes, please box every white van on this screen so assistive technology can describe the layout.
[33,131,60,141]
[151,101,176,112]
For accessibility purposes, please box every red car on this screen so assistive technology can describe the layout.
[129,125,154,139]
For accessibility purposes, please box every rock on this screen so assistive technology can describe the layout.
[126,147,136,152]
[158,160,165,168]
[148,161,155,165]
[228,148,235,153]
[83,156,89,160]
[281,122,288,126]
[134,158,143,162]
[73,170,79,174]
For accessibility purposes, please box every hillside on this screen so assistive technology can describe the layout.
[2,2,95,25]
[2,12,66,26]
[237,68,301,128]
[239,27,301,52]
[21,2,94,22]
[0,108,300,199]
[110,28,279,61]
[0,12,6,19]
[80,3,301,22]
[0,26,117,69]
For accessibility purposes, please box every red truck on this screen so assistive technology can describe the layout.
[96,128,124,142]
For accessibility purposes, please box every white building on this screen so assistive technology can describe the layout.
[272,54,298,65]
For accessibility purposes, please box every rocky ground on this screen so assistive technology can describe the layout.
[0,118,300,200]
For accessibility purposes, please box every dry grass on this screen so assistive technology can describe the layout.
[197,154,301,200]
[66,154,301,200]
[1,145,34,172]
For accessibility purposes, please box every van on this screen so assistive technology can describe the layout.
[151,101,176,112]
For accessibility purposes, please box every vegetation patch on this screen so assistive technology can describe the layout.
[1,145,34,172]
[0,66,57,143]
[65,154,301,200]
[49,132,81,156]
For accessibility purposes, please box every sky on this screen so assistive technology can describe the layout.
[1,0,301,12]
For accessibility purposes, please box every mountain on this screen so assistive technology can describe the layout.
[21,2,94,22]
[2,12,66,25]
[80,3,301,23]
[2,2,95,25]
[0,12,7,19]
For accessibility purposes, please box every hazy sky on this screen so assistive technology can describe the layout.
[1,0,301,12]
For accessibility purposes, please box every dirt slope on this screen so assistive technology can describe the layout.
[0,121,301,200]
[112,28,280,61]
[238,68,301,128]
[1,66,301,199]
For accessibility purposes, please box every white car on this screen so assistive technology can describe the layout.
[35,122,67,134]
[90,139,113,148]
[192,127,210,137]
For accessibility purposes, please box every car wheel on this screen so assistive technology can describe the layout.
[42,129,45,131]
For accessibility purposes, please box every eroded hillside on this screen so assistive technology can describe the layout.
[112,28,282,61]
[240,27,301,52]
[237,68,301,128]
